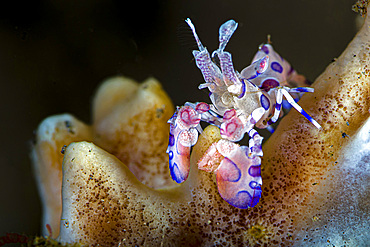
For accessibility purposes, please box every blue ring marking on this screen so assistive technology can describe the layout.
[222,158,241,182]
[169,161,185,183]
[260,94,270,110]
[248,130,260,140]
[266,125,275,134]
[271,62,283,73]
[168,133,175,147]
[252,131,259,138]
[248,74,257,80]
[261,45,269,54]
[250,189,262,208]
[228,190,252,209]
[292,87,312,93]
[248,165,261,177]
[238,79,247,98]
[168,150,174,160]
[249,181,262,190]
[261,78,280,92]
[276,103,282,111]
[299,108,315,124]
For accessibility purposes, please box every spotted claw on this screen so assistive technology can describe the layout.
[167,123,191,183]
[216,143,262,209]
[167,106,201,183]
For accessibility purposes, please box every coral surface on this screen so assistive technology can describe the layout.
[32,5,370,247]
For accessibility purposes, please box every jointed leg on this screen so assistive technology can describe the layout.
[271,88,283,123]
[280,88,321,129]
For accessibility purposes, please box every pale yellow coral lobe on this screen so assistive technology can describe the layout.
[31,114,93,238]
[93,77,175,189]
[31,77,174,238]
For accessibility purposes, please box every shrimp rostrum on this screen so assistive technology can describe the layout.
[167,18,321,209]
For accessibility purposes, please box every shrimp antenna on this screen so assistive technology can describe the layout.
[185,18,205,51]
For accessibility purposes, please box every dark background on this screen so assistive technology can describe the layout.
[0,0,357,236]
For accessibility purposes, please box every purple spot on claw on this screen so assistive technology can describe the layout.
[169,133,175,146]
[261,78,279,92]
[271,62,283,73]
[229,191,252,209]
[170,162,184,183]
[248,165,261,177]
[260,94,270,110]
[261,45,269,54]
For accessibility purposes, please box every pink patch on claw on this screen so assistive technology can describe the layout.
[220,116,244,142]
[223,109,237,120]
[178,106,201,129]
[195,102,210,113]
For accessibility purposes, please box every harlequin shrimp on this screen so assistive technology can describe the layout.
[167,18,321,209]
